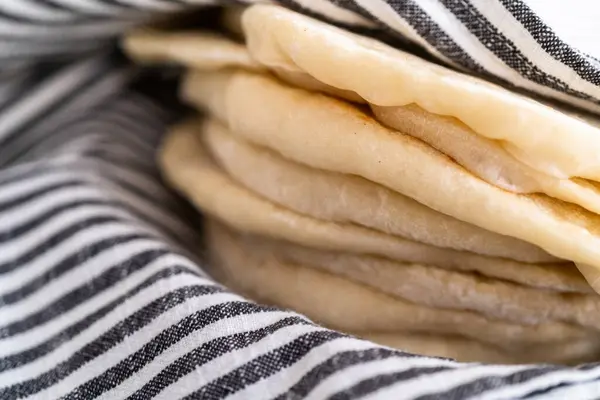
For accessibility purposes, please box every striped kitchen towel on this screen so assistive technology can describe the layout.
[1,1,600,399]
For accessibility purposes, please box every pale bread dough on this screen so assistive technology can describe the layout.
[180,68,600,288]
[122,29,263,71]
[204,220,600,364]
[241,5,600,182]
[160,121,589,298]
[200,117,557,264]
[232,230,600,328]
[374,104,600,215]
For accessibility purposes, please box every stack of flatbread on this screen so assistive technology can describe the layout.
[123,5,600,364]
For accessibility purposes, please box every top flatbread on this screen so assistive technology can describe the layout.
[122,14,600,215]
[241,5,600,182]
[181,68,600,289]
[122,21,600,216]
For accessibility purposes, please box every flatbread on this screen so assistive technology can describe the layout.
[225,225,600,329]
[121,29,263,71]
[200,117,556,263]
[162,120,497,268]
[161,121,590,297]
[241,5,600,182]
[123,16,600,215]
[204,220,600,364]
[373,104,600,215]
[180,68,600,290]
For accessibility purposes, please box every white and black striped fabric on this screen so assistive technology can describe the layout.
[2,1,600,399]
